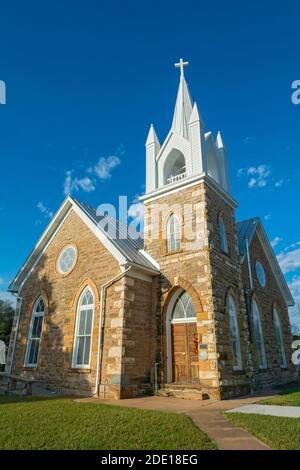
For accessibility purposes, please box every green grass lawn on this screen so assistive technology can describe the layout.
[226,386,300,450]
[0,395,216,450]
[260,386,300,407]
[226,413,300,450]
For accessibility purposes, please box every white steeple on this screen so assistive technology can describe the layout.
[143,59,230,196]
[146,124,160,147]
[216,131,225,149]
[145,124,160,192]
[171,59,193,139]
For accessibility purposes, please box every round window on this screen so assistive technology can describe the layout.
[57,245,77,274]
[255,261,266,287]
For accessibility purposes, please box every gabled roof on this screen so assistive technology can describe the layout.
[74,200,159,272]
[9,197,159,294]
[237,217,294,307]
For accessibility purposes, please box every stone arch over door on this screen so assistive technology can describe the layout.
[163,278,204,383]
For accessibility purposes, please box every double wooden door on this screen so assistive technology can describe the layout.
[171,322,199,383]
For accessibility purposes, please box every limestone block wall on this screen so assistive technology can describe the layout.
[204,186,252,397]
[143,181,221,396]
[241,233,297,389]
[8,210,123,396]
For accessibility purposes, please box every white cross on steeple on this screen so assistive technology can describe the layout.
[175,58,189,77]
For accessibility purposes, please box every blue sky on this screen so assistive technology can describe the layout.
[0,1,299,328]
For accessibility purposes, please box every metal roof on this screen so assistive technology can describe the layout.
[237,217,259,259]
[237,217,294,306]
[74,199,158,272]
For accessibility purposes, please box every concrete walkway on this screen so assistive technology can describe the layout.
[76,392,278,450]
[226,403,300,418]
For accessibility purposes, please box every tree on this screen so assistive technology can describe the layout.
[0,299,15,346]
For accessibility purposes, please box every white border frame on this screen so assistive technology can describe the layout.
[71,286,95,369]
[24,296,45,368]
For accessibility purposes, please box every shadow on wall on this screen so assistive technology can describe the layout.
[10,253,93,397]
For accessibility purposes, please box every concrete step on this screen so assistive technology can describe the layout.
[157,384,213,401]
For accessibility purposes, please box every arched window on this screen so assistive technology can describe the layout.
[167,214,181,253]
[227,294,243,370]
[273,307,287,368]
[171,291,196,322]
[72,287,94,368]
[25,296,45,367]
[219,216,228,253]
[252,299,267,368]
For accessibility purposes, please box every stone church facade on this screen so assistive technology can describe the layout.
[6,60,296,399]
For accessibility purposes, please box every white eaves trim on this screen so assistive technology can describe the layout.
[140,172,238,209]
[139,249,160,271]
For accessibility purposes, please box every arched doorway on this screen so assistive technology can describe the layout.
[166,289,199,383]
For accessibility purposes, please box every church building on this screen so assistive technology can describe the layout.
[6,60,296,400]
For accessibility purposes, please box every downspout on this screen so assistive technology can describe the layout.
[245,236,255,393]
[8,294,22,374]
[245,237,253,290]
[93,266,131,396]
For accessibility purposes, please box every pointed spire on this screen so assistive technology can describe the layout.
[146,124,160,147]
[172,62,193,139]
[189,102,204,126]
[216,131,225,149]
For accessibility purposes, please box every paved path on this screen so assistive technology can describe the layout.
[76,391,278,450]
[227,403,300,418]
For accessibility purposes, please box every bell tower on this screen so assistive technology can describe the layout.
[141,60,251,400]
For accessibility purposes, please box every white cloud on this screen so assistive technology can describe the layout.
[63,155,121,196]
[237,164,287,190]
[63,170,73,196]
[63,171,95,196]
[277,248,300,274]
[37,201,54,219]
[73,176,95,193]
[237,164,271,189]
[94,156,120,181]
[128,194,144,223]
[0,290,16,306]
[271,236,283,248]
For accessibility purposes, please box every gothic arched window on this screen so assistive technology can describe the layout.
[171,291,196,322]
[219,216,228,253]
[72,287,94,368]
[227,294,242,370]
[273,307,287,368]
[166,214,181,253]
[252,299,267,369]
[25,296,45,367]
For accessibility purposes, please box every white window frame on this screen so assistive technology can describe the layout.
[255,260,266,287]
[57,244,78,275]
[273,307,287,368]
[170,291,196,324]
[252,299,267,369]
[227,294,243,370]
[24,296,45,368]
[166,214,181,253]
[219,216,228,253]
[72,287,94,369]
